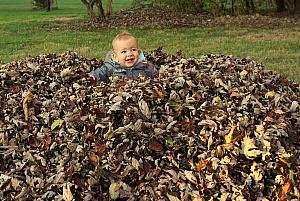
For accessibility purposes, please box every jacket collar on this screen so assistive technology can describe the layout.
[104,50,147,69]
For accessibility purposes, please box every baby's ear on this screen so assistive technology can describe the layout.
[111,52,117,61]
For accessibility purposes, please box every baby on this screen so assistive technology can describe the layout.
[89,31,158,82]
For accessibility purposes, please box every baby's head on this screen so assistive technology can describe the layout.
[111,32,140,68]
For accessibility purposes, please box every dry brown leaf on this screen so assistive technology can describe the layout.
[139,99,151,119]
[132,157,140,170]
[88,152,99,166]
[22,91,33,121]
[153,87,164,98]
[148,140,163,152]
[184,170,197,184]
[167,193,180,201]
[242,135,262,159]
[63,183,73,201]
[230,88,240,97]
[95,143,106,156]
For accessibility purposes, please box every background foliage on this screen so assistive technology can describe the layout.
[32,0,57,10]
[132,0,300,15]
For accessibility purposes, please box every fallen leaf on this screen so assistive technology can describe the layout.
[166,135,174,145]
[265,91,275,98]
[109,182,120,200]
[184,170,197,184]
[242,135,262,159]
[62,183,73,201]
[167,194,180,201]
[22,91,33,121]
[148,140,163,152]
[51,118,64,130]
[139,99,151,119]
[225,125,236,144]
[279,180,292,201]
[132,157,140,170]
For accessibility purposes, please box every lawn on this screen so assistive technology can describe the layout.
[1,0,300,82]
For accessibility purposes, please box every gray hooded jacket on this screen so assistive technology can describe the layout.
[88,51,158,82]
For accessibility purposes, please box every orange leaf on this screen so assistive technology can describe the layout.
[154,87,164,98]
[196,159,207,172]
[279,180,293,201]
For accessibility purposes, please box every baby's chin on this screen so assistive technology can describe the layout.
[123,61,137,68]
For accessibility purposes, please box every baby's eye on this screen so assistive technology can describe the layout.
[121,50,127,54]
[131,48,137,52]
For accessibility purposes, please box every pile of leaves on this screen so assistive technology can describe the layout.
[95,8,300,29]
[0,49,300,200]
[44,8,300,31]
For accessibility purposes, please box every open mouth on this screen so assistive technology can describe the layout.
[125,58,134,62]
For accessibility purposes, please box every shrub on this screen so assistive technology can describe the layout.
[32,0,57,10]
[132,0,204,13]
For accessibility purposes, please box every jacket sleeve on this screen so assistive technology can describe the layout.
[146,62,158,78]
[88,63,113,82]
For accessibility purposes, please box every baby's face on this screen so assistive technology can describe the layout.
[112,37,140,68]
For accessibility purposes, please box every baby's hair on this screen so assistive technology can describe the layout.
[112,31,139,50]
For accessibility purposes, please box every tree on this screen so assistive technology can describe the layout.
[286,0,300,13]
[80,0,104,22]
[80,0,113,22]
[32,0,57,10]
[94,0,105,18]
[106,0,113,16]
[243,0,255,14]
[46,0,51,12]
[275,0,286,12]
[295,0,300,13]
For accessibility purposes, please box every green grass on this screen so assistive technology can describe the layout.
[1,0,300,82]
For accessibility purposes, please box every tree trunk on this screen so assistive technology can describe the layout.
[244,0,255,14]
[231,0,235,15]
[90,0,95,9]
[244,0,250,14]
[81,0,98,22]
[294,0,300,13]
[106,0,113,16]
[275,0,286,12]
[94,0,105,19]
[47,0,51,12]
[250,0,255,13]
